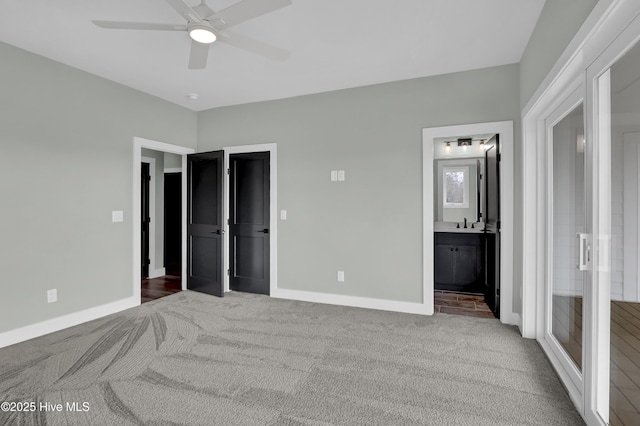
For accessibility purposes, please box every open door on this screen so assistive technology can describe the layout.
[485,134,500,317]
[187,151,224,297]
[141,162,151,279]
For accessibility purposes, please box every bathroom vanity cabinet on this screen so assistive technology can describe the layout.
[434,232,484,292]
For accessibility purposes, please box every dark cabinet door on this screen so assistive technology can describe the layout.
[187,151,224,297]
[435,244,455,285]
[454,246,478,284]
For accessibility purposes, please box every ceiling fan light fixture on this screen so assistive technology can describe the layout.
[189,26,216,44]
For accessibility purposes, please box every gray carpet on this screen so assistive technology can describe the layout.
[0,291,583,425]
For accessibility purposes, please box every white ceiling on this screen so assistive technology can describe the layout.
[0,0,545,111]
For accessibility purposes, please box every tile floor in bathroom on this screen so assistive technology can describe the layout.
[434,290,495,318]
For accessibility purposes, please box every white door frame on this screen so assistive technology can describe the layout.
[422,121,515,323]
[133,137,195,302]
[540,85,586,412]
[222,143,278,294]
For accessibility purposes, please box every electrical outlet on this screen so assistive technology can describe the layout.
[280,210,287,220]
[330,171,338,181]
[337,271,345,282]
[338,170,345,181]
[47,289,57,303]
[112,211,124,222]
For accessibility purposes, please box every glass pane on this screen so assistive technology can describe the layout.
[608,40,640,425]
[445,171,464,204]
[443,166,469,208]
[551,103,585,371]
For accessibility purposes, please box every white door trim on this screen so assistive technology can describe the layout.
[422,121,515,323]
[222,143,278,295]
[133,137,195,301]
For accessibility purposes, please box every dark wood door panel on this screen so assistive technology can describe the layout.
[229,152,270,295]
[187,151,224,297]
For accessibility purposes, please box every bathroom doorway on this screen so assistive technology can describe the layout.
[422,121,514,323]
[432,134,499,318]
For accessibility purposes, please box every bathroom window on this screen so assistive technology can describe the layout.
[443,166,469,208]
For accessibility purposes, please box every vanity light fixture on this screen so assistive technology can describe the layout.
[444,141,452,154]
[457,138,472,152]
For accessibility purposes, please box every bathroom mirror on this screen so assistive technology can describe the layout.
[434,158,483,223]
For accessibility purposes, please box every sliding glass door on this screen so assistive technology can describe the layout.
[590,34,640,425]
[582,8,640,421]
[543,88,588,408]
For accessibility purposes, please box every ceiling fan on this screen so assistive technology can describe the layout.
[92,0,292,69]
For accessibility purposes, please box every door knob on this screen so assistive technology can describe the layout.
[258,229,269,234]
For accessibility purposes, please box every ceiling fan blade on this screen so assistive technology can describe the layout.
[92,20,187,31]
[188,40,210,69]
[207,0,292,29]
[218,30,290,61]
[193,1,215,19]
[165,0,203,23]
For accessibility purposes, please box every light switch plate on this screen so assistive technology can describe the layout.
[337,271,345,282]
[280,210,287,220]
[112,211,124,222]
[338,170,345,181]
[330,171,338,181]
[47,289,57,303]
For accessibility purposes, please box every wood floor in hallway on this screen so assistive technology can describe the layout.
[141,274,181,304]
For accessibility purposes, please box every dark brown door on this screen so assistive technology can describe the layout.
[229,152,270,295]
[485,134,500,317]
[141,162,151,279]
[187,151,224,297]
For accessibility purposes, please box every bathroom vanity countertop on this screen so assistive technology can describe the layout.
[434,228,484,234]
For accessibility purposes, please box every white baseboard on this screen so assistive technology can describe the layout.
[510,312,523,335]
[0,297,139,349]
[270,288,431,315]
[148,268,166,279]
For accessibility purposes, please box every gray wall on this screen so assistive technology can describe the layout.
[198,64,520,304]
[141,148,165,272]
[164,152,182,170]
[519,0,599,109]
[0,42,197,333]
